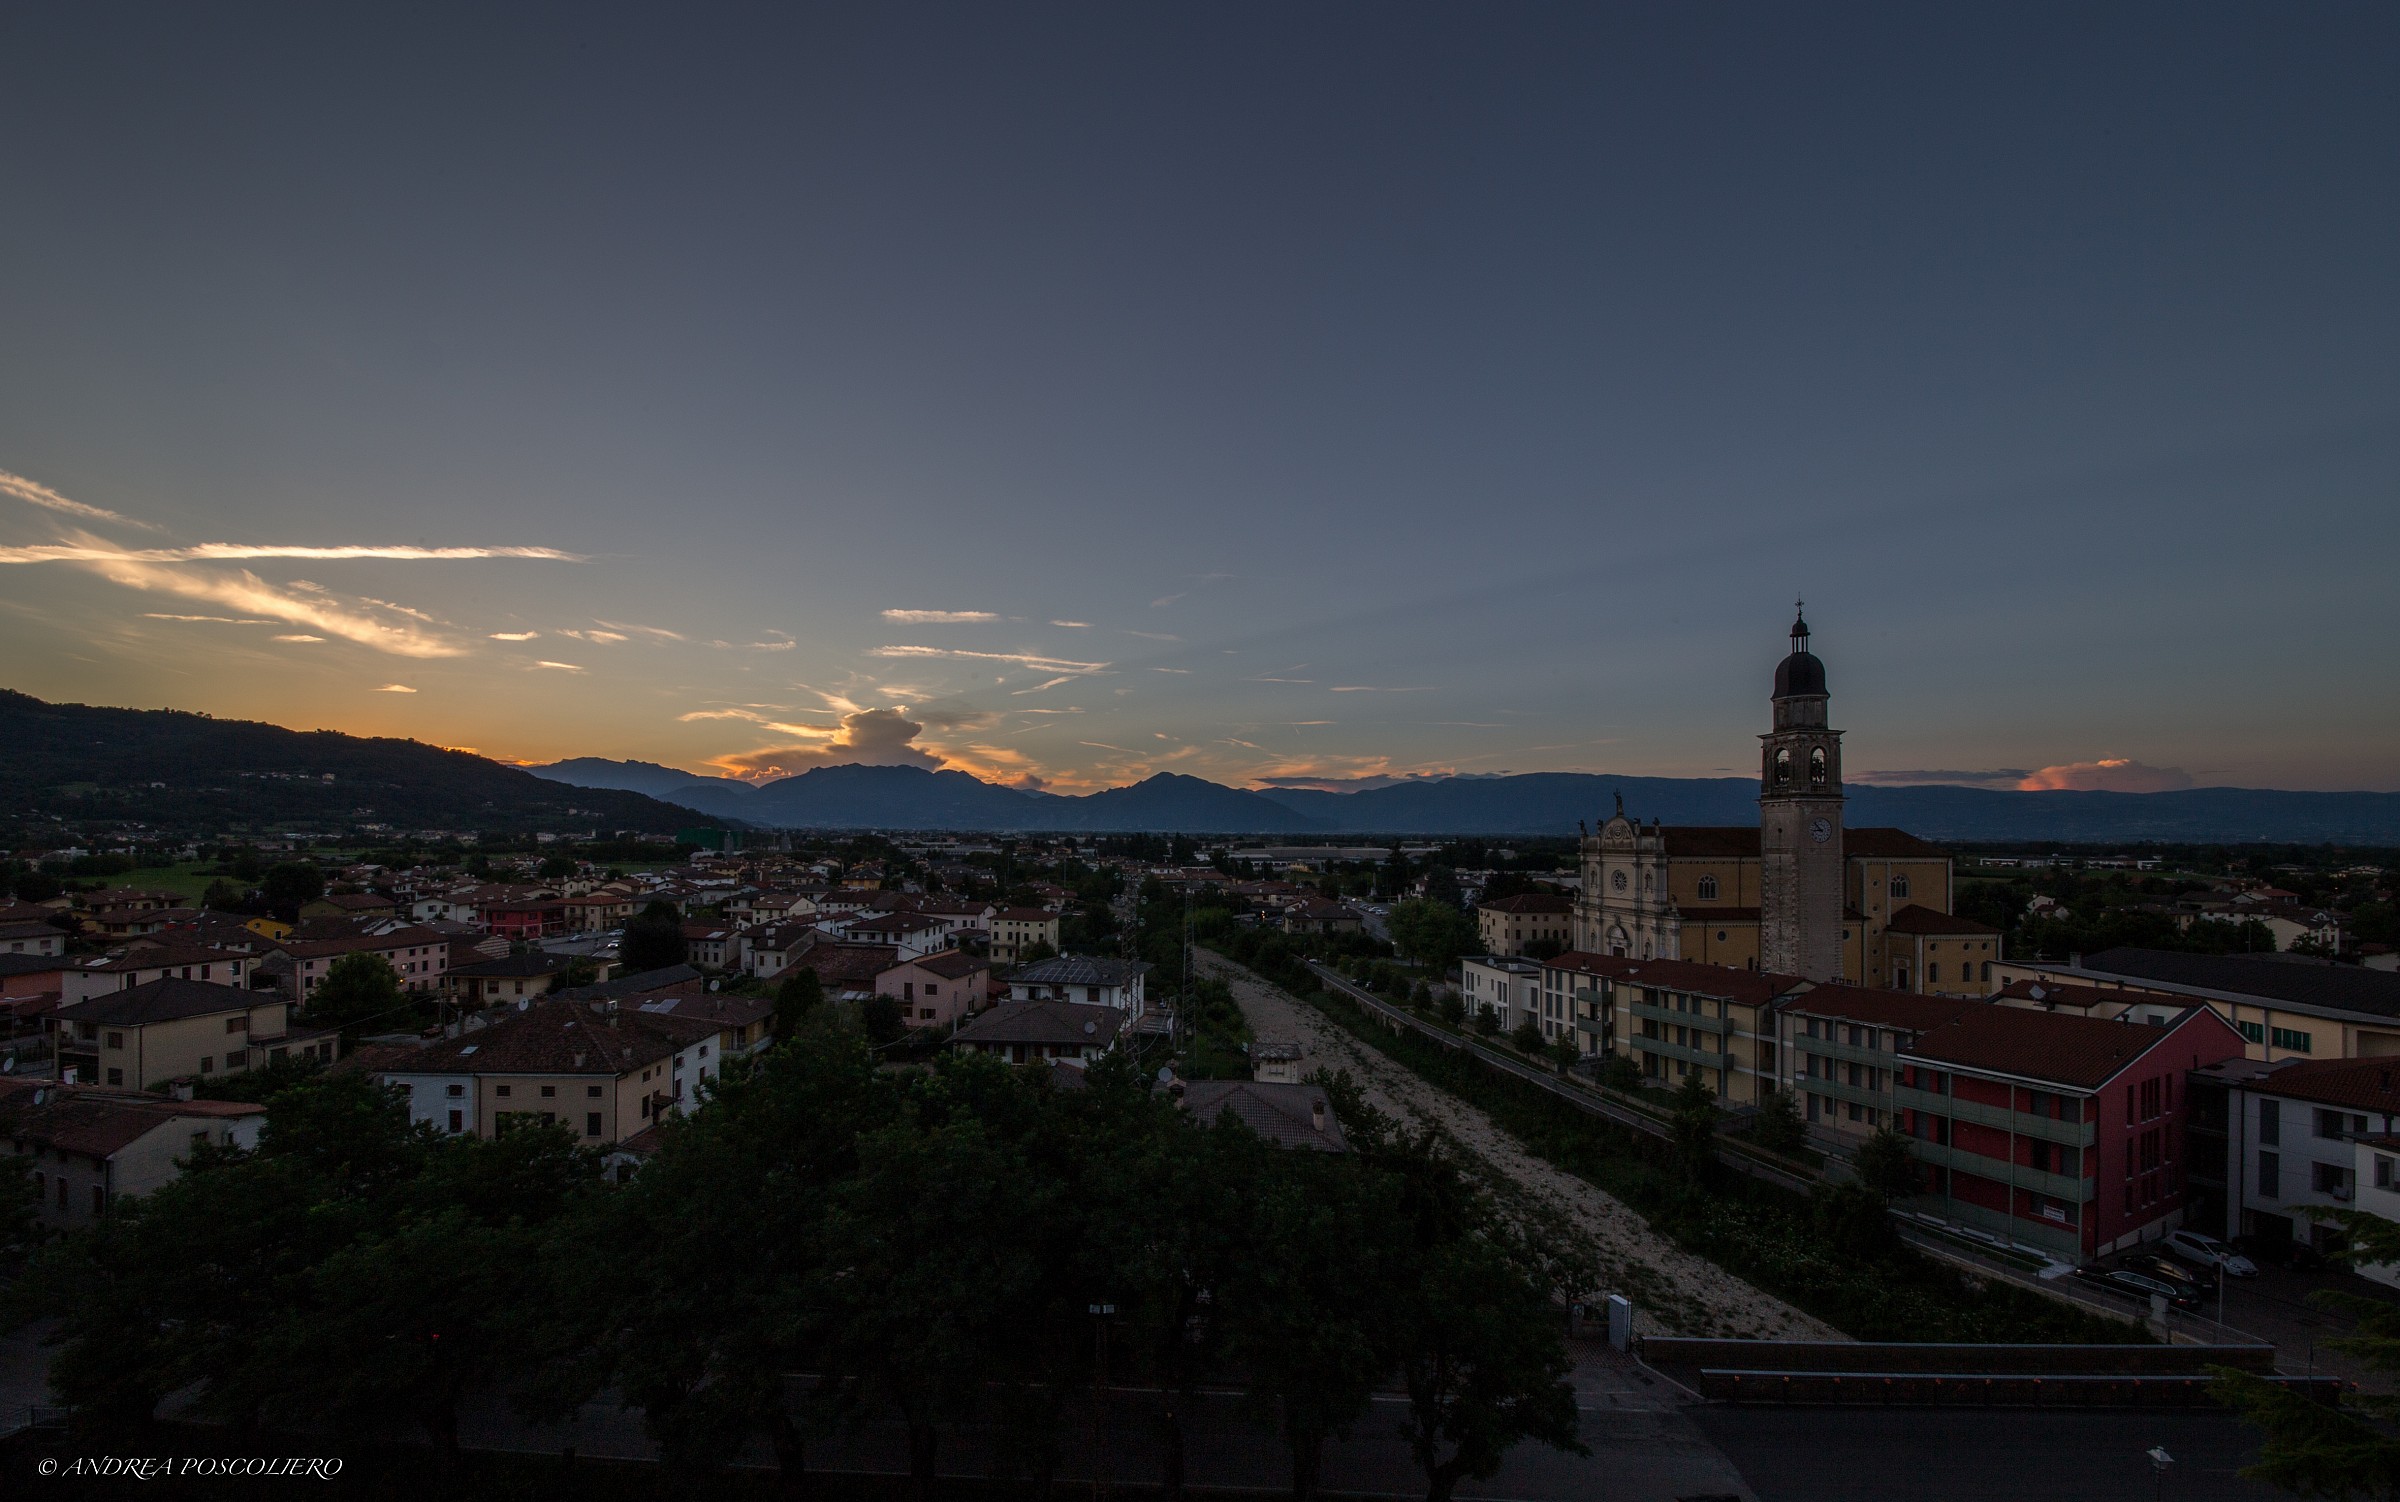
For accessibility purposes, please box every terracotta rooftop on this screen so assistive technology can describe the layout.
[1883,904,2000,936]
[1480,893,1574,916]
[1179,1081,1349,1152]
[954,1000,1125,1049]
[1904,1004,2226,1089]
[53,977,264,1027]
[1781,984,1978,1032]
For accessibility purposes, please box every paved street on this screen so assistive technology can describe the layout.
[1695,1408,2278,1502]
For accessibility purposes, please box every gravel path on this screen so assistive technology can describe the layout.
[1207,953,1841,1342]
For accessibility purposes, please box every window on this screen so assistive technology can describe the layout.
[1890,873,1910,901]
[586,1112,602,1137]
[1773,747,1792,786]
[2379,1155,2395,1190]
[199,1056,213,1074]
[2271,1027,2313,1054]
[1927,963,1940,984]
[225,1016,247,1034]
[447,1110,463,1133]
[587,1085,602,1098]
[447,1083,464,1097]
[2259,1150,2280,1199]
[2316,1162,2353,1196]
[540,1085,556,1099]
[2259,1100,2280,1145]
[497,1085,512,1098]
[1697,876,1720,901]
[1808,747,1827,788]
[105,1031,124,1050]
[2238,1021,2264,1044]
[106,1068,123,1086]
[1981,961,1992,982]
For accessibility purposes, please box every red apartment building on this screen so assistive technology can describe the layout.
[1895,1004,2247,1259]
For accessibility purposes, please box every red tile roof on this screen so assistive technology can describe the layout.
[1782,984,1978,1032]
[1882,904,1999,936]
[1480,893,1573,916]
[1905,1004,2230,1089]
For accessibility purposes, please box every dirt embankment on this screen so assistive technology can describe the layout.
[1205,953,1841,1342]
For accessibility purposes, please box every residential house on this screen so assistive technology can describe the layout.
[1006,955,1151,1020]
[0,1083,265,1227]
[267,924,451,999]
[1597,956,1810,1105]
[1176,1080,1348,1151]
[988,907,1062,965]
[1476,894,1575,958]
[1780,986,1977,1141]
[2352,1135,2400,1289]
[876,949,992,1030]
[376,998,729,1145]
[634,990,778,1058]
[787,941,904,1001]
[449,951,582,1008]
[742,921,821,981]
[61,944,255,1005]
[49,979,336,1090]
[1459,955,1541,1032]
[843,912,949,959]
[1878,904,2004,996]
[953,1000,1124,1068]
[1280,899,1365,937]
[681,923,737,971]
[2185,1054,2400,1255]
[0,919,66,958]
[301,892,399,921]
[1897,1003,2247,1259]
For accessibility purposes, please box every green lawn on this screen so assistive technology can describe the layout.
[95,862,228,903]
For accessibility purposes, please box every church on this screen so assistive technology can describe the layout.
[1572,611,2002,997]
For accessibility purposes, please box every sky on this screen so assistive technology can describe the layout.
[1,3,2394,795]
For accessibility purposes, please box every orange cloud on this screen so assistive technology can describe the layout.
[2015,758,2195,793]
[709,707,940,781]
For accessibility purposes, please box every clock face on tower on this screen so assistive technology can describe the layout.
[1809,818,1833,844]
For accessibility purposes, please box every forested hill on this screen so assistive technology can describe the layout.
[0,691,709,836]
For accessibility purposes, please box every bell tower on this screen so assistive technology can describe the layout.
[1759,605,1845,980]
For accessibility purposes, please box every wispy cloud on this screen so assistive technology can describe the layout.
[85,558,464,657]
[0,542,584,564]
[557,628,629,644]
[489,631,540,641]
[883,608,1003,624]
[0,468,157,529]
[1012,675,1076,695]
[374,683,417,693]
[593,619,686,641]
[1123,629,1181,642]
[869,645,1110,674]
[273,633,325,643]
[142,613,274,625]
[1153,666,1190,674]
[531,660,585,672]
[1329,685,1438,693]
[1050,619,1092,629]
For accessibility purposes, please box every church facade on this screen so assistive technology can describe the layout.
[1573,612,2000,995]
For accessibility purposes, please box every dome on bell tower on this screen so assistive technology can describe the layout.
[1773,606,1827,699]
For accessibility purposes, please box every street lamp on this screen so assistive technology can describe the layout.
[2148,1445,2174,1502]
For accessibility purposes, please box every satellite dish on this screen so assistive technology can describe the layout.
[1156,1065,1174,1083]
[1084,1020,1097,1035]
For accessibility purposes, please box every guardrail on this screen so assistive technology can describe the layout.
[1693,1369,2341,1407]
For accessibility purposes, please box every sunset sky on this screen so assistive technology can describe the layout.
[1,5,2394,794]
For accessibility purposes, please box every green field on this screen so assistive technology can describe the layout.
[93,862,228,902]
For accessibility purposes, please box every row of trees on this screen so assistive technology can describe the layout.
[16,1021,1585,1502]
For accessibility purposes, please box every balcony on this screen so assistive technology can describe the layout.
[1910,1140,2089,1205]
[1791,1033,1896,1069]
[1798,1075,1891,1112]
[1632,1001,1727,1035]
[1631,1033,1726,1069]
[1892,1085,2095,1148]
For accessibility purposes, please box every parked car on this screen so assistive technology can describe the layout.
[2121,1251,2215,1292]
[2077,1266,2204,1310]
[2165,1229,2259,1279]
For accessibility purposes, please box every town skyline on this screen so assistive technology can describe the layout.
[2,6,2394,794]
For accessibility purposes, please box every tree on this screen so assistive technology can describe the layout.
[620,899,687,973]
[1471,1006,1501,1037]
[1395,1234,1585,1502]
[1018,939,1059,964]
[1510,1019,1547,1055]
[1420,864,1463,911]
[1751,1087,1808,1157]
[2216,1208,2400,1497]
[1547,1032,1580,1075]
[201,877,252,913]
[858,993,905,1048]
[302,950,407,1044]
[1667,1071,1719,1191]
[1522,936,1565,963]
[1436,991,1467,1029]
[1852,1126,1920,1202]
[1598,1051,1643,1092]
[775,967,825,1041]
[537,854,578,880]
[1388,898,1476,973]
[260,861,325,920]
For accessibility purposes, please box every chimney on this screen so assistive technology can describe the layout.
[1311,1097,1328,1132]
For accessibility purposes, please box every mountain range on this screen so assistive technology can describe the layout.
[531,756,2400,844]
[0,693,700,836]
